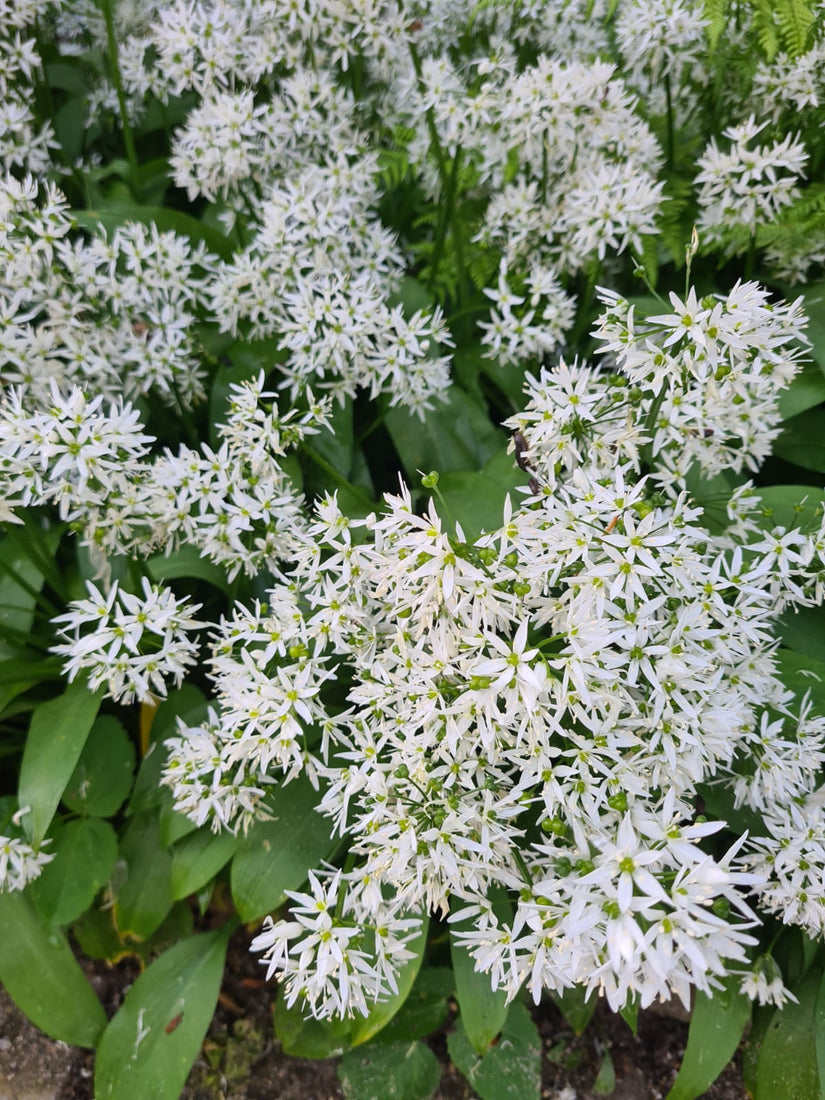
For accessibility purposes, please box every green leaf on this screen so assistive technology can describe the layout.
[94,927,231,1100]
[666,977,751,1100]
[742,1003,776,1097]
[774,409,825,472]
[171,827,240,900]
[338,1040,441,1100]
[74,900,194,966]
[0,530,54,659]
[18,680,103,845]
[274,993,353,1058]
[350,916,430,1046]
[777,649,825,716]
[128,684,207,816]
[72,206,234,260]
[551,985,598,1035]
[0,889,106,1046]
[63,714,136,817]
[159,798,199,847]
[389,277,434,316]
[619,998,639,1035]
[312,397,355,479]
[385,385,502,482]
[754,486,825,532]
[779,360,825,420]
[593,1049,616,1094]
[447,1002,541,1100]
[376,968,454,1044]
[451,930,510,1055]
[815,970,825,1092]
[479,355,530,410]
[230,775,337,922]
[779,606,825,663]
[801,283,825,373]
[30,818,117,927]
[755,970,823,1100]
[113,813,174,941]
[148,546,230,593]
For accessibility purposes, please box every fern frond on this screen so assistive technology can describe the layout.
[775,0,816,56]
[703,0,728,50]
[753,0,780,60]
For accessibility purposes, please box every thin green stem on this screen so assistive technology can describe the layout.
[98,0,141,199]
[408,42,467,302]
[744,233,757,281]
[301,443,374,506]
[513,848,534,887]
[664,73,674,170]
[569,265,600,349]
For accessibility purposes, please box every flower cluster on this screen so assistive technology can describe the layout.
[0,176,215,409]
[52,577,204,704]
[79,373,323,581]
[0,0,58,175]
[156,282,825,1018]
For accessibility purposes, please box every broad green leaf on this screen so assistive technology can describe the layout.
[171,827,240,900]
[377,968,454,1044]
[94,927,231,1100]
[779,360,825,420]
[0,889,106,1047]
[113,813,174,941]
[815,970,825,1093]
[666,977,751,1100]
[799,283,825,374]
[388,276,433,315]
[447,1002,541,1100]
[433,471,507,541]
[274,992,353,1058]
[0,533,51,659]
[479,355,530,410]
[742,1004,775,1097]
[754,486,825,533]
[73,206,233,260]
[593,1050,616,1094]
[779,606,825,663]
[385,385,501,482]
[159,798,199,847]
[18,680,102,845]
[230,776,337,922]
[350,916,430,1046]
[55,98,87,161]
[74,901,194,966]
[63,715,136,817]
[338,1040,441,1100]
[755,970,823,1100]
[312,397,355,479]
[551,985,598,1035]
[451,930,510,1054]
[619,998,639,1035]
[777,649,825,716]
[30,818,117,927]
[127,684,207,816]
[774,409,825,472]
[148,546,230,593]
[0,679,38,716]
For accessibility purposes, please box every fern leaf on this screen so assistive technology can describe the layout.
[776,0,816,56]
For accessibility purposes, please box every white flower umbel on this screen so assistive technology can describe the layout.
[0,832,52,892]
[695,117,808,246]
[250,869,422,1019]
[52,577,204,704]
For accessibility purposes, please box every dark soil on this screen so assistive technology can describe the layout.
[42,927,749,1100]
